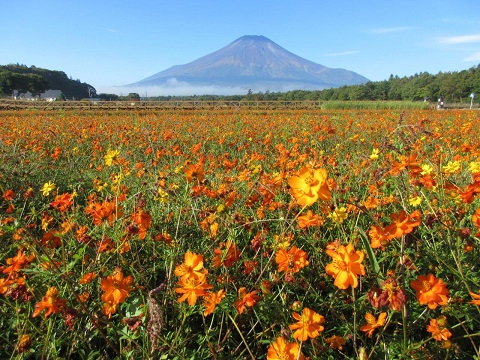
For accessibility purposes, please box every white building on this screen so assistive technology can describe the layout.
[13,89,63,101]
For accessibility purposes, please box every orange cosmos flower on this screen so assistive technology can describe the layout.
[103,302,119,318]
[233,287,260,314]
[41,230,62,248]
[297,210,324,229]
[289,307,325,341]
[184,161,204,184]
[79,272,98,285]
[2,189,15,201]
[131,209,152,239]
[288,166,331,206]
[390,153,421,176]
[50,192,74,213]
[383,210,422,240]
[85,200,123,226]
[0,277,15,294]
[410,273,449,309]
[242,259,258,275]
[426,315,452,341]
[51,146,62,160]
[325,335,346,350]
[267,337,305,360]
[17,333,31,353]
[174,251,206,281]
[100,269,133,305]
[359,312,387,337]
[212,241,240,268]
[202,289,226,316]
[32,286,67,318]
[275,246,309,274]
[363,195,380,210]
[325,243,365,289]
[2,248,34,276]
[469,290,480,305]
[369,224,389,249]
[472,208,480,228]
[175,274,212,306]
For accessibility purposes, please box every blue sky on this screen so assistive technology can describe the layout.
[2,0,480,95]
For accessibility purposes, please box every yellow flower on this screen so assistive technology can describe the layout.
[155,188,169,203]
[328,207,348,224]
[174,166,183,173]
[420,164,433,175]
[93,178,108,192]
[409,195,422,207]
[41,181,56,196]
[370,148,380,160]
[104,149,121,166]
[468,161,480,174]
[250,164,262,174]
[443,161,461,175]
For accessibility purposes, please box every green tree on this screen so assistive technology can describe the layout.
[28,74,49,96]
[127,93,141,101]
[0,71,14,95]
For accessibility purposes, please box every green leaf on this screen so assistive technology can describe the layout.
[357,225,382,285]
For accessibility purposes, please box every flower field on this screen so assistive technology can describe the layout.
[1,108,480,359]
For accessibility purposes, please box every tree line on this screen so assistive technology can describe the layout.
[0,64,96,100]
[2,63,479,103]
[145,64,480,103]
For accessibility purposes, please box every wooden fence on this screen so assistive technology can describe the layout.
[0,100,324,111]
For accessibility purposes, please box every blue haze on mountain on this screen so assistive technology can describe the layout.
[129,35,369,93]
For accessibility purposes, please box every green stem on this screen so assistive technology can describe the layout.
[227,313,255,360]
[352,286,358,356]
[42,316,53,358]
[400,234,408,352]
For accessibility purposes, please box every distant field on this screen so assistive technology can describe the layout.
[1,109,480,359]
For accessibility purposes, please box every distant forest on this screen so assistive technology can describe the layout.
[0,64,96,100]
[146,64,480,103]
[2,63,480,103]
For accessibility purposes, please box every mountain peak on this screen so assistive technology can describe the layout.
[130,35,368,93]
[236,35,270,42]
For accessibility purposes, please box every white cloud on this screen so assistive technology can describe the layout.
[440,34,480,44]
[369,26,414,34]
[97,77,329,97]
[464,52,480,62]
[97,82,251,97]
[322,50,360,57]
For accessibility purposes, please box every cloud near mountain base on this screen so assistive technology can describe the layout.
[99,78,317,97]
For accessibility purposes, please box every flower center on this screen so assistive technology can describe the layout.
[287,254,295,268]
[422,280,432,291]
[304,175,314,185]
[334,260,347,271]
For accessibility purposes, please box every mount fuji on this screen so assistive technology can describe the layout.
[128,35,368,93]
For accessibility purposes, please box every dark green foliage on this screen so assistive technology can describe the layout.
[97,93,119,101]
[0,64,96,100]
[148,64,480,103]
[269,65,480,103]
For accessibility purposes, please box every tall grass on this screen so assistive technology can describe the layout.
[320,100,431,110]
